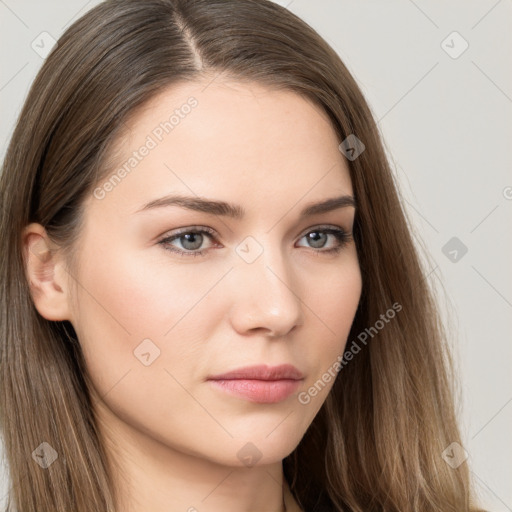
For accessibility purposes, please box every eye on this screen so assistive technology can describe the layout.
[157,227,217,258]
[296,226,352,254]
[157,225,353,258]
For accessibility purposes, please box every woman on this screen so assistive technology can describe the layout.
[0,0,486,511]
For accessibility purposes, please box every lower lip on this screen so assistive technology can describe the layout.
[208,378,302,403]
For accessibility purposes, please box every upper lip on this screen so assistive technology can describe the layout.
[207,364,304,381]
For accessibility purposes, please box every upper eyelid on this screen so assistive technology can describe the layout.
[157,226,216,242]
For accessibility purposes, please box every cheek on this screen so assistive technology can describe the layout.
[75,245,224,333]
[70,247,230,390]
[296,258,362,401]
[303,255,362,347]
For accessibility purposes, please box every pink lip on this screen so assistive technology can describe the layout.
[207,364,304,403]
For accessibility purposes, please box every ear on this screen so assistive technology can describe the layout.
[22,223,73,321]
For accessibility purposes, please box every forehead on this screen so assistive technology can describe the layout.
[88,78,353,217]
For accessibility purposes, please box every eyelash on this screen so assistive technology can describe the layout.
[157,225,353,258]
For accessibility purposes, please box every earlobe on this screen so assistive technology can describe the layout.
[22,223,71,321]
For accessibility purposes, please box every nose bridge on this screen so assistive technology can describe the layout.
[230,233,303,335]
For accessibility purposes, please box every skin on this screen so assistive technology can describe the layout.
[23,76,362,512]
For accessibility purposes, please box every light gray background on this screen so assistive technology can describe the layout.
[1,1,511,510]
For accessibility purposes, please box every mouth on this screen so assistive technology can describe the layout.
[207,364,304,403]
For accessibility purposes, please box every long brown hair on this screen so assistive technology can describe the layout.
[0,1,485,510]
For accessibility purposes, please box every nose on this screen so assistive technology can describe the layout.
[228,243,304,338]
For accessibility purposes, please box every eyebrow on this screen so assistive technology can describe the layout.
[135,193,356,219]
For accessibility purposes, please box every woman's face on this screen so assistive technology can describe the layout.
[66,78,362,466]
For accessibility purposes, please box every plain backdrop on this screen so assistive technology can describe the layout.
[1,1,511,510]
